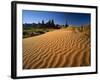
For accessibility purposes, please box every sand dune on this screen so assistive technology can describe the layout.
[23,28,90,69]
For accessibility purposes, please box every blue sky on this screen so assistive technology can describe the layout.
[22,10,90,26]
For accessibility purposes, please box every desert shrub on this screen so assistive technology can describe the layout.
[66,26,76,31]
[30,32,39,36]
[35,31,45,34]
[23,31,29,35]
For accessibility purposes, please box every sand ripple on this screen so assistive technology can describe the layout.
[23,29,90,69]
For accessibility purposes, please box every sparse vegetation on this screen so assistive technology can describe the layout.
[23,19,90,38]
[23,28,58,38]
[23,19,70,38]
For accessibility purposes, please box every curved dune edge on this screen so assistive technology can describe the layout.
[23,29,90,69]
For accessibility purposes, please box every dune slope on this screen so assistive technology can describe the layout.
[23,29,90,69]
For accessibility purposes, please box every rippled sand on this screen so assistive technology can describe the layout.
[23,28,90,69]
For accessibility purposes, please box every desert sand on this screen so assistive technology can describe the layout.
[23,28,90,69]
